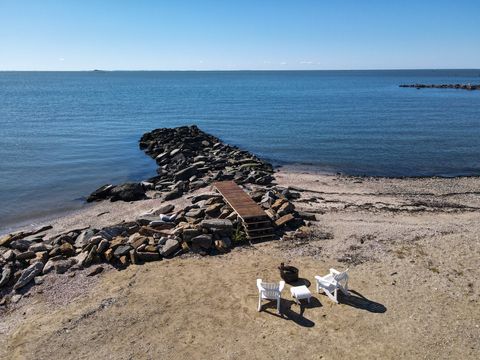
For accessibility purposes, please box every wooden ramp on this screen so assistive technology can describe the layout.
[213,181,273,241]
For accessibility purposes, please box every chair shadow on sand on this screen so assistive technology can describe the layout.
[261,297,322,328]
[336,289,387,313]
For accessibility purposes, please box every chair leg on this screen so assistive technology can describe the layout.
[277,297,281,314]
[258,295,262,312]
[324,289,338,304]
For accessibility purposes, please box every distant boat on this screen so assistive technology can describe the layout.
[92,69,107,72]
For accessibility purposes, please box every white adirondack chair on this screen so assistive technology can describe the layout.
[257,279,285,313]
[314,268,349,304]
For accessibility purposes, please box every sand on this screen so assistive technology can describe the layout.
[1,168,479,359]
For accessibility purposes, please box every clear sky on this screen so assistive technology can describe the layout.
[1,0,479,70]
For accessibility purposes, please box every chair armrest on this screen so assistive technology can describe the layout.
[257,279,263,292]
[278,281,285,292]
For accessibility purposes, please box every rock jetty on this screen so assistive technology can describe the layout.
[399,83,479,90]
[87,125,274,202]
[0,126,312,306]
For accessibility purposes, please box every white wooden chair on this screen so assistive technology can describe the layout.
[314,268,349,304]
[257,279,285,313]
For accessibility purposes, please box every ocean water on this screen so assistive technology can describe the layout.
[1,70,479,230]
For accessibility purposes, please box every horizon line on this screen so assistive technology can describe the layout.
[1,68,480,72]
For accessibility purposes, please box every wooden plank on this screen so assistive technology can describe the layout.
[213,181,269,220]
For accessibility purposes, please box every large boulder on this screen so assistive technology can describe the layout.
[87,184,115,202]
[110,183,146,202]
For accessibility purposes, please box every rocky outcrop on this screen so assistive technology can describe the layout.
[399,84,480,90]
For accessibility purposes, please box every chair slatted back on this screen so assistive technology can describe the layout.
[334,270,348,284]
[261,282,280,298]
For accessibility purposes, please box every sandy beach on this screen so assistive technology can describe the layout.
[1,167,479,359]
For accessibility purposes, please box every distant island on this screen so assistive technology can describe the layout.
[400,83,479,90]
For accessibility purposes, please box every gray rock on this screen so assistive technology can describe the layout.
[174,165,198,181]
[10,239,32,251]
[54,259,75,274]
[34,276,44,285]
[98,226,125,241]
[28,243,52,253]
[73,251,89,267]
[201,219,233,234]
[11,294,22,303]
[163,188,182,201]
[13,262,44,290]
[74,229,96,248]
[153,204,175,215]
[0,266,12,288]
[113,245,132,258]
[191,234,213,249]
[42,259,56,274]
[160,239,180,257]
[192,193,223,203]
[182,229,201,242]
[185,208,205,218]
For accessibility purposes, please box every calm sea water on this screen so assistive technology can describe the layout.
[1,70,480,230]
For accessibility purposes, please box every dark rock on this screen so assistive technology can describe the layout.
[87,184,115,202]
[136,251,161,262]
[110,183,146,202]
[174,165,198,181]
[191,234,213,249]
[10,239,32,251]
[54,259,75,274]
[163,188,182,201]
[86,266,104,277]
[59,242,75,257]
[16,251,36,261]
[13,262,44,290]
[113,245,132,258]
[185,208,205,218]
[160,238,180,257]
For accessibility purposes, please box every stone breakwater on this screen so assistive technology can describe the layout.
[399,83,480,90]
[0,126,311,306]
[87,125,275,203]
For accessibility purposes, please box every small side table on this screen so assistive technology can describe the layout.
[290,285,312,304]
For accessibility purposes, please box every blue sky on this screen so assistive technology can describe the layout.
[1,0,479,70]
